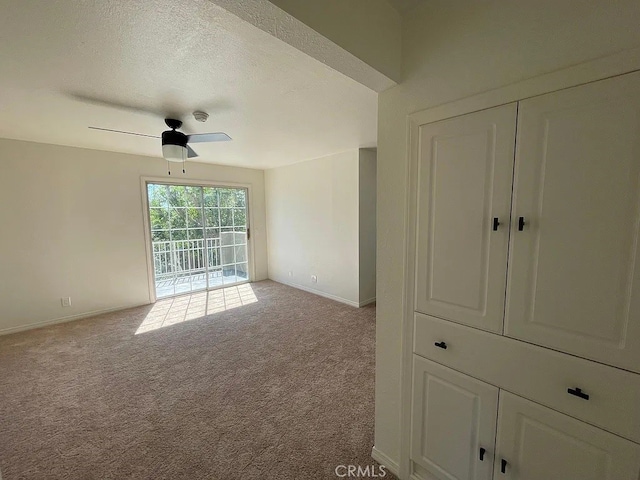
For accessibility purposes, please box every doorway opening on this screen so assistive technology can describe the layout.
[146,183,250,298]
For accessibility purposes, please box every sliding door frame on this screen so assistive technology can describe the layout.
[140,176,255,303]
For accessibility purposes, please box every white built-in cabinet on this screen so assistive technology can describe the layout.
[411,356,498,480]
[505,74,640,372]
[495,391,640,480]
[409,71,640,480]
[415,104,516,333]
[411,356,640,480]
[415,71,640,372]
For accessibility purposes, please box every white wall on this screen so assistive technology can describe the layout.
[265,150,361,305]
[0,139,267,334]
[375,0,640,466]
[359,149,377,303]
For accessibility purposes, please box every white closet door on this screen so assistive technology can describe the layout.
[415,104,517,333]
[411,356,498,480]
[505,72,640,372]
[495,392,640,480]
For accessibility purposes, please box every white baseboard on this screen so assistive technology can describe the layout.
[271,277,376,308]
[359,296,376,307]
[371,446,400,477]
[271,278,362,307]
[0,302,150,336]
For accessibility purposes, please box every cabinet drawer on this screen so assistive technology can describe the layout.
[414,312,640,443]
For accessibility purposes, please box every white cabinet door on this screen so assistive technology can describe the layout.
[411,356,498,480]
[495,392,640,480]
[505,72,640,372]
[415,104,517,333]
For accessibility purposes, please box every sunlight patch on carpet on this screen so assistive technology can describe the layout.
[135,284,258,334]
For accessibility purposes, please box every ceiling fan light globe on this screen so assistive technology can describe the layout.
[162,144,186,162]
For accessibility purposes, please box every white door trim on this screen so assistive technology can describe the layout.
[398,45,640,479]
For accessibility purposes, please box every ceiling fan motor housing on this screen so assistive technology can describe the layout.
[161,129,187,148]
[162,129,188,162]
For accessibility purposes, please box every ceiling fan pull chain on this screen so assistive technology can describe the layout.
[167,160,171,176]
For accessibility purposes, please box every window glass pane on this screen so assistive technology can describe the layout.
[204,208,219,228]
[208,267,223,288]
[203,188,218,208]
[235,245,247,263]
[234,232,247,244]
[187,207,203,228]
[220,208,233,227]
[235,190,247,208]
[187,240,205,271]
[189,228,204,240]
[220,230,235,256]
[206,228,220,240]
[222,264,237,284]
[233,208,246,226]
[152,230,169,242]
[208,245,222,268]
[148,184,168,207]
[168,186,187,207]
[218,188,237,207]
[236,263,249,280]
[149,207,168,230]
[171,229,188,241]
[183,186,202,207]
[169,208,187,229]
[221,246,234,265]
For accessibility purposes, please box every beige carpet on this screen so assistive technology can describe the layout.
[0,280,392,480]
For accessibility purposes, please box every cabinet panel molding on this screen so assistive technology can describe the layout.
[506,71,640,371]
[411,356,498,480]
[415,103,517,333]
[495,392,640,480]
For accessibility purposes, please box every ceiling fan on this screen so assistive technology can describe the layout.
[89,116,232,174]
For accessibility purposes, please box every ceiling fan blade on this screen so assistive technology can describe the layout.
[88,126,160,138]
[187,132,232,143]
[187,145,199,158]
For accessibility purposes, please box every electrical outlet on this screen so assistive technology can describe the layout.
[311,275,317,284]
[61,297,72,307]
[288,271,293,277]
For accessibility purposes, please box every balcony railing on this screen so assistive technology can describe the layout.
[152,238,220,282]
[152,233,248,297]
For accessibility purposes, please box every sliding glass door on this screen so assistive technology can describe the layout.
[147,183,250,298]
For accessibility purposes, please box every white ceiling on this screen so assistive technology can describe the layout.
[0,0,377,169]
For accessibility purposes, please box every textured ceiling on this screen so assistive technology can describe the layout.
[0,0,377,169]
